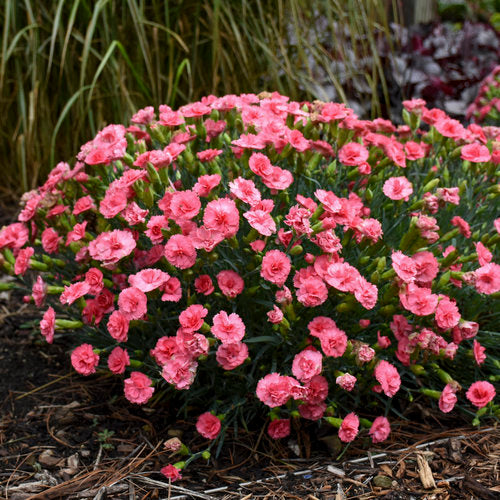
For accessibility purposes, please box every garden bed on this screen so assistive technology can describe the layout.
[1,296,498,499]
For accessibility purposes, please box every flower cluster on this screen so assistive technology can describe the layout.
[1,92,498,471]
[467,65,500,126]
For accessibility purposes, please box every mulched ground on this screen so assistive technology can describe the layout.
[0,288,499,499]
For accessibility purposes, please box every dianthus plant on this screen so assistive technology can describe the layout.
[467,65,500,126]
[1,93,499,469]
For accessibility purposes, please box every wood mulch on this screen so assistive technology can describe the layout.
[0,285,499,499]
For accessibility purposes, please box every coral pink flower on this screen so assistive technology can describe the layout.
[197,148,223,162]
[196,412,221,439]
[319,328,347,358]
[191,226,224,252]
[308,316,338,337]
[292,348,323,383]
[323,261,360,292]
[122,202,149,226]
[412,251,439,285]
[256,373,293,407]
[261,166,294,191]
[170,190,201,221]
[473,339,486,365]
[118,287,147,320]
[203,198,239,237]
[162,354,198,389]
[161,464,182,482]
[32,276,47,307]
[73,195,96,215]
[14,247,34,275]
[400,284,438,316]
[466,381,496,408]
[435,297,460,330]
[475,242,492,267]
[439,383,458,413]
[211,311,246,343]
[243,209,276,236]
[249,152,273,176]
[88,230,136,265]
[383,177,413,201]
[66,221,88,245]
[124,371,154,404]
[377,331,391,349]
[338,413,359,442]
[267,419,291,439]
[128,268,169,292]
[357,344,375,362]
[434,118,466,140]
[460,143,491,163]
[374,360,401,397]
[267,305,284,324]
[0,222,28,250]
[84,268,104,295]
[217,270,244,298]
[474,263,500,294]
[194,274,214,295]
[305,375,329,404]
[179,304,208,332]
[404,141,425,160]
[296,277,329,307]
[164,234,197,269]
[60,281,91,305]
[145,215,169,244]
[298,402,326,421]
[451,216,471,238]
[193,174,221,197]
[216,341,248,370]
[41,227,62,254]
[150,336,179,365]
[369,416,391,443]
[338,142,369,166]
[336,373,357,391]
[107,346,130,374]
[99,187,127,218]
[161,276,182,302]
[107,310,130,342]
[392,251,417,283]
[229,177,261,205]
[354,278,378,310]
[260,250,291,287]
[40,306,55,343]
[71,344,99,375]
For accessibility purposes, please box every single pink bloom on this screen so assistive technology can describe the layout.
[383,177,413,201]
[369,416,391,443]
[124,371,154,404]
[107,346,130,374]
[267,419,291,439]
[107,310,130,342]
[71,344,99,376]
[118,287,147,320]
[338,413,359,442]
[161,464,182,482]
[40,306,55,344]
[196,412,221,440]
[374,360,401,397]
[216,342,248,370]
[439,383,457,413]
[466,381,496,408]
[217,270,244,298]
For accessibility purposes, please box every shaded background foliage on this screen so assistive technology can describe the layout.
[0,0,498,198]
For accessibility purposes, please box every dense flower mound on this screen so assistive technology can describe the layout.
[467,65,500,126]
[1,93,499,471]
